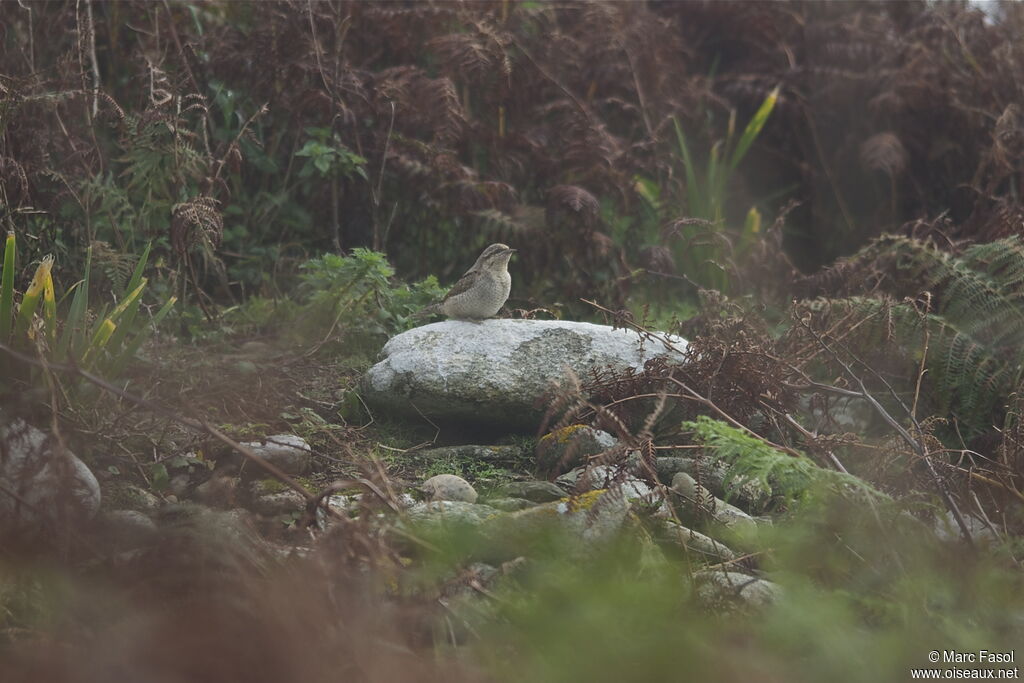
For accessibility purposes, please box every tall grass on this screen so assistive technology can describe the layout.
[670,86,779,290]
[0,234,176,379]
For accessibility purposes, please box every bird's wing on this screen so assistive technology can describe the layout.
[442,271,478,302]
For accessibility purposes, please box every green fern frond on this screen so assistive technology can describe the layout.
[800,236,1024,436]
[684,416,888,509]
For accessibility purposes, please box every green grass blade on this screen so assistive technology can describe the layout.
[82,318,116,369]
[125,242,151,294]
[109,295,177,374]
[0,232,15,343]
[43,269,56,348]
[81,279,147,369]
[708,141,724,223]
[106,246,151,352]
[58,245,92,361]
[633,175,661,215]
[728,85,779,172]
[739,206,762,253]
[672,118,704,217]
[105,278,147,351]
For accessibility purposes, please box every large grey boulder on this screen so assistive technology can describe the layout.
[362,319,687,429]
[0,418,101,529]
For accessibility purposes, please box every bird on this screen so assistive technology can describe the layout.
[416,243,516,321]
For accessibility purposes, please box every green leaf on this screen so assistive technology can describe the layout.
[728,85,779,172]
[150,463,170,492]
[109,295,177,373]
[0,232,14,343]
[633,175,661,215]
[14,256,53,342]
[672,118,703,217]
[58,245,92,361]
[106,245,152,353]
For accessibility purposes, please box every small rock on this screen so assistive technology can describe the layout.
[233,360,258,375]
[557,465,663,512]
[100,509,157,547]
[496,480,566,503]
[251,491,306,517]
[438,560,525,643]
[536,426,618,475]
[693,570,783,611]
[440,562,501,600]
[112,483,162,512]
[326,493,360,516]
[323,491,416,518]
[405,501,500,527]
[194,474,240,507]
[486,497,537,512]
[0,417,101,529]
[168,474,191,498]
[670,472,758,536]
[420,474,478,503]
[655,455,771,514]
[248,479,289,497]
[150,505,264,566]
[659,521,737,563]
[240,435,312,476]
[491,488,634,550]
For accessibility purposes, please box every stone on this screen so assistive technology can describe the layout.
[194,474,240,507]
[362,319,687,430]
[404,501,501,527]
[536,425,619,475]
[420,474,478,503]
[655,455,772,514]
[659,521,737,564]
[107,482,161,512]
[496,480,566,503]
[670,472,759,536]
[486,497,536,511]
[440,562,502,600]
[693,570,783,611]
[325,491,416,516]
[490,488,635,552]
[168,474,191,498]
[100,509,158,547]
[556,465,665,514]
[239,434,312,476]
[251,490,305,517]
[0,417,101,529]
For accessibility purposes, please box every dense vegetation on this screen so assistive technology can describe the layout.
[1,1,1023,681]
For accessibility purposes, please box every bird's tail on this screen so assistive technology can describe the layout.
[409,303,441,321]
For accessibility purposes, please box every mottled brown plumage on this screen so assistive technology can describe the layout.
[418,244,516,321]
